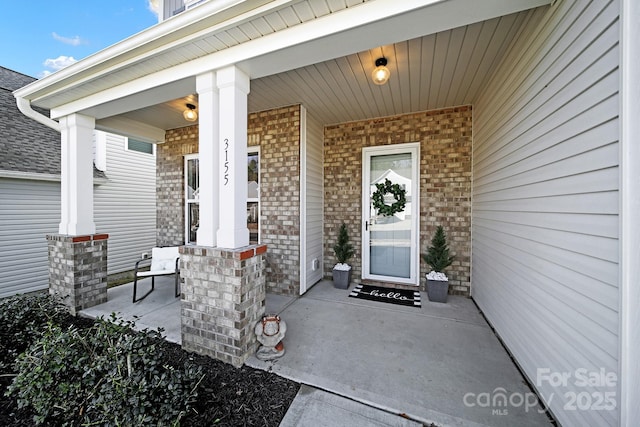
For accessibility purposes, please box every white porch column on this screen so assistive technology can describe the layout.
[58,113,96,236]
[196,71,219,247]
[216,66,250,248]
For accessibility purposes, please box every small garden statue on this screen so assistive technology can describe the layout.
[255,314,287,360]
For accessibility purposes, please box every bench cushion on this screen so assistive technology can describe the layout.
[149,247,180,272]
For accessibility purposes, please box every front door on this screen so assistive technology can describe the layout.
[362,143,419,285]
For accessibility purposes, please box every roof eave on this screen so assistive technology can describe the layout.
[12,0,282,102]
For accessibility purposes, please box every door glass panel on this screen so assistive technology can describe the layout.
[369,153,412,278]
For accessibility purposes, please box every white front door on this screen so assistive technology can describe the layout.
[362,143,419,285]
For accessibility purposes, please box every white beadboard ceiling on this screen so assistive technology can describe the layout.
[249,11,531,125]
[121,9,535,129]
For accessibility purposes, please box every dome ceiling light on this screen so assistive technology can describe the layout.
[372,57,390,85]
[183,103,198,122]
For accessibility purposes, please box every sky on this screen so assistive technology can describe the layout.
[0,1,160,79]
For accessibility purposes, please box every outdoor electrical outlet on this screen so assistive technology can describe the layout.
[312,258,319,271]
[142,252,149,259]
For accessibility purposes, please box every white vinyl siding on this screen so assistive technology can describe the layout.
[0,133,156,298]
[0,179,59,297]
[473,1,619,426]
[301,107,324,292]
[94,132,157,275]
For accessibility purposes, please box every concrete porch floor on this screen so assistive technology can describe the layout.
[80,277,552,427]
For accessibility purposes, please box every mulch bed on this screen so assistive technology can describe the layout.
[0,315,300,427]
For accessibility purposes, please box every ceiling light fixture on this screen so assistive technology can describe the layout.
[372,57,390,85]
[183,103,198,122]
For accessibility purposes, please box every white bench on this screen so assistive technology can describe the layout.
[132,246,181,303]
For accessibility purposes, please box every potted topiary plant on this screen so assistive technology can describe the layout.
[333,223,355,289]
[423,225,455,303]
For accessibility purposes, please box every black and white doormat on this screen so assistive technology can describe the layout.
[349,285,421,307]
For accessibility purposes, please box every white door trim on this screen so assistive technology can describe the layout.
[300,106,308,295]
[361,142,420,285]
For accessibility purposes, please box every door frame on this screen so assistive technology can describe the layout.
[361,142,420,285]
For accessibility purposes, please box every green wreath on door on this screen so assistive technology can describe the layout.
[372,178,406,217]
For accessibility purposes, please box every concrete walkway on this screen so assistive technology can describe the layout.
[82,277,182,343]
[81,278,552,427]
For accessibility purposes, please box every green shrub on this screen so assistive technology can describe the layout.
[7,315,203,426]
[333,223,355,265]
[0,292,68,370]
[422,225,455,273]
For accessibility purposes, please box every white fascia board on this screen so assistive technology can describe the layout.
[96,117,166,143]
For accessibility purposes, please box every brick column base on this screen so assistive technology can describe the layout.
[180,244,267,368]
[46,234,109,316]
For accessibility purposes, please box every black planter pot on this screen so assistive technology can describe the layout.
[332,267,352,289]
[426,279,449,303]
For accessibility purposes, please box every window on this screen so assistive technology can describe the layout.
[185,155,199,244]
[247,149,260,244]
[127,138,154,155]
[184,149,259,245]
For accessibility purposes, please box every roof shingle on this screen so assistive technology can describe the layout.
[0,66,105,179]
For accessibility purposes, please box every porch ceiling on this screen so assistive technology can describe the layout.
[248,11,532,126]
[15,0,550,138]
[121,9,538,130]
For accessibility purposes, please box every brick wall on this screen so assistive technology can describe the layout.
[158,105,301,295]
[180,244,266,367]
[324,106,472,295]
[247,105,301,295]
[159,105,471,295]
[157,126,198,246]
[47,233,109,315]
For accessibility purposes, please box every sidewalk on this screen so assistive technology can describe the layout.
[280,385,422,427]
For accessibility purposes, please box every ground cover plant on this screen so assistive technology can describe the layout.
[0,293,299,426]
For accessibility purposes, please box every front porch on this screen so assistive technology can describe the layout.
[81,277,552,426]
